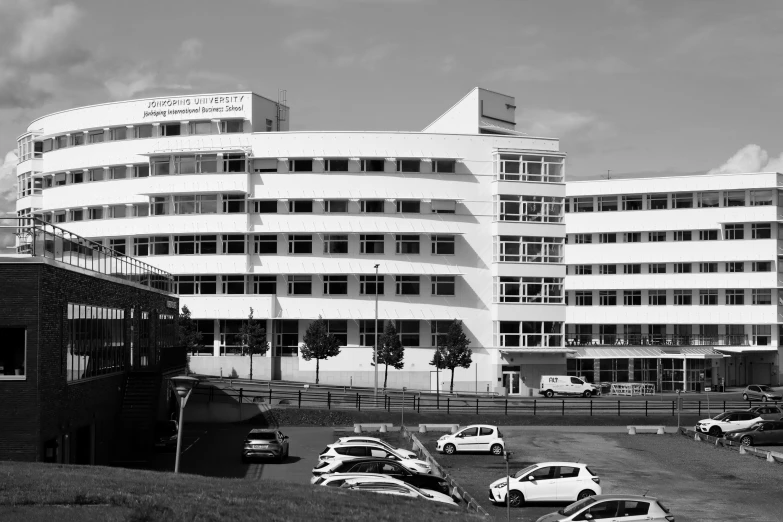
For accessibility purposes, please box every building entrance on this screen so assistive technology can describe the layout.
[502,371,522,395]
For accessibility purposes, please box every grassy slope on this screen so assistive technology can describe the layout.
[0,461,481,522]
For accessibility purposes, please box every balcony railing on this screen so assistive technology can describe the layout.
[565,334,750,347]
[0,217,174,293]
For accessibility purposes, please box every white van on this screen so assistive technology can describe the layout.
[539,376,597,398]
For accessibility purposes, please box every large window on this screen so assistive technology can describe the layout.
[361,159,385,172]
[325,159,349,172]
[496,195,564,223]
[360,200,385,213]
[752,289,772,305]
[725,224,744,240]
[152,157,171,176]
[66,304,125,381]
[725,289,745,306]
[220,120,244,133]
[0,327,26,379]
[497,321,563,348]
[623,290,641,306]
[496,236,563,263]
[496,277,563,304]
[360,234,384,254]
[359,320,382,346]
[431,235,455,255]
[648,290,666,306]
[395,276,420,295]
[673,289,692,306]
[497,154,563,182]
[288,235,313,254]
[574,197,594,213]
[431,276,455,296]
[360,275,384,295]
[325,200,348,213]
[176,276,217,294]
[752,223,771,239]
[622,195,643,210]
[323,275,348,295]
[223,154,246,173]
[174,194,218,214]
[647,193,668,209]
[324,234,349,254]
[222,234,246,254]
[575,291,592,306]
[599,359,629,383]
[599,291,617,306]
[395,235,420,254]
[326,320,348,346]
[598,196,617,212]
[287,276,312,295]
[254,235,277,254]
[397,159,420,173]
[753,325,771,346]
[274,320,299,356]
[750,189,774,206]
[699,289,718,305]
[151,196,170,215]
[189,121,214,135]
[698,191,719,208]
[134,236,169,256]
[222,276,246,294]
[673,192,693,208]
[397,320,420,346]
[161,123,181,136]
[174,235,217,255]
[288,159,313,172]
[253,200,278,213]
[223,194,246,213]
[724,190,745,207]
[253,276,277,294]
[396,200,421,213]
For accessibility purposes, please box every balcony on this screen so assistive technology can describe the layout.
[564,334,749,347]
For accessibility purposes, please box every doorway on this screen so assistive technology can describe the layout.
[502,371,521,395]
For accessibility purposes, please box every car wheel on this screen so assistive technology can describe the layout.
[743,393,748,401]
[490,444,503,456]
[583,390,592,398]
[577,489,595,501]
[444,443,456,455]
[708,426,722,437]
[762,396,768,402]
[545,390,554,398]
[508,490,523,508]
[740,436,753,446]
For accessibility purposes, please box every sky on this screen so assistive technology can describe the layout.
[2,0,783,217]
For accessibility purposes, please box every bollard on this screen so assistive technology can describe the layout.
[657,426,665,435]
[694,433,700,441]
[269,388,272,405]
[767,452,775,463]
[354,424,362,434]
[534,399,537,416]
[590,400,593,416]
[447,398,450,414]
[298,390,301,409]
[417,395,420,414]
[451,425,459,434]
[358,394,361,412]
[239,388,243,404]
[505,399,508,416]
[629,426,637,435]
[698,400,701,416]
[476,397,479,415]
[328,391,331,410]
[562,400,565,416]
[739,445,747,455]
[617,400,620,416]
[380,424,388,433]
[419,424,427,434]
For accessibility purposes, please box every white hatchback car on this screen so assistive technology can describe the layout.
[338,475,457,506]
[535,494,675,522]
[436,424,505,455]
[489,462,601,506]
[695,410,762,437]
[317,443,431,474]
[335,436,417,459]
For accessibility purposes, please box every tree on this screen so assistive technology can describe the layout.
[235,307,268,380]
[371,321,405,389]
[429,319,472,393]
[177,305,203,373]
[300,316,341,384]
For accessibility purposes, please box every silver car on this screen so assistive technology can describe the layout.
[742,385,782,402]
[536,494,675,522]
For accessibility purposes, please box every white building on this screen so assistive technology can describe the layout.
[565,173,782,390]
[15,88,567,395]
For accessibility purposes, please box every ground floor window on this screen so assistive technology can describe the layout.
[0,327,26,378]
[599,358,628,383]
[566,358,595,383]
[274,320,299,356]
[67,304,125,381]
[191,320,215,355]
[219,320,243,355]
[633,359,658,385]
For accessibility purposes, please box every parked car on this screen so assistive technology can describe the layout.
[435,425,505,455]
[489,462,601,507]
[724,420,783,446]
[747,405,783,420]
[335,436,417,459]
[743,385,783,402]
[539,375,598,398]
[241,429,289,463]
[338,475,458,506]
[310,457,454,497]
[695,411,762,437]
[535,494,675,522]
[316,443,431,474]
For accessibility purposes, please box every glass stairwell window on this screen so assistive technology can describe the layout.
[495,236,563,263]
[496,154,564,182]
[496,195,563,223]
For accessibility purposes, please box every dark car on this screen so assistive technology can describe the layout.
[747,405,783,420]
[314,457,454,497]
[742,385,783,402]
[725,421,783,446]
[242,429,289,463]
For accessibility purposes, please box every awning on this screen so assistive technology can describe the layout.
[499,348,575,354]
[254,190,463,201]
[253,217,463,235]
[273,308,463,320]
[568,346,727,359]
[715,346,778,354]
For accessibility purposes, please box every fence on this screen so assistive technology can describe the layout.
[193,386,774,417]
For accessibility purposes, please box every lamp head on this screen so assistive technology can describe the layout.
[170,375,199,398]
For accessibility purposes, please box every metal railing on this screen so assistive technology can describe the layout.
[565,334,750,347]
[0,217,174,292]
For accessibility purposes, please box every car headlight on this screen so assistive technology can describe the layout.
[493,483,507,489]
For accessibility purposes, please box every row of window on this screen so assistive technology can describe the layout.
[565,325,771,346]
[496,154,565,183]
[566,189,776,213]
[495,321,564,348]
[283,158,457,174]
[569,224,772,244]
[569,261,773,275]
[495,195,564,223]
[494,236,564,264]
[570,288,774,306]
[494,277,564,304]
[174,274,457,296]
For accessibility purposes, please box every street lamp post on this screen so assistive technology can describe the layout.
[373,263,380,400]
[170,375,199,473]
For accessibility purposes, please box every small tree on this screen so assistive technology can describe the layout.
[429,319,472,392]
[371,321,405,389]
[301,316,341,384]
[235,307,268,380]
[178,305,203,373]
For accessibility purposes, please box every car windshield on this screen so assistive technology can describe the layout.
[248,432,277,441]
[513,465,538,479]
[712,412,732,421]
[758,386,772,392]
[560,497,597,516]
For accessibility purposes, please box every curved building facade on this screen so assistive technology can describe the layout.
[15,87,567,395]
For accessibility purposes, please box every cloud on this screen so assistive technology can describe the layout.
[517,109,604,138]
[485,64,551,83]
[707,144,783,175]
[439,55,456,74]
[0,150,18,215]
[176,38,203,65]
[283,29,328,51]
[334,43,396,71]
[265,0,427,6]
[11,2,82,64]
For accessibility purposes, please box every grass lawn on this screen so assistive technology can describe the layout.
[0,461,482,522]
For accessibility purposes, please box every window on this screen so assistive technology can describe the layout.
[148,196,169,215]
[325,159,349,172]
[624,232,641,243]
[252,275,277,294]
[174,235,217,255]
[496,236,563,263]
[431,200,456,214]
[395,235,420,254]
[726,261,744,273]
[152,157,170,176]
[598,233,616,243]
[65,305,126,381]
[289,159,313,172]
[54,172,66,186]
[89,208,103,220]
[253,200,278,213]
[72,133,84,146]
[70,209,84,222]
[174,195,218,214]
[752,223,771,239]
[700,262,717,273]
[134,236,169,256]
[574,197,594,213]
[397,159,420,172]
[221,120,243,133]
[599,291,617,306]
[699,230,718,241]
[395,276,420,295]
[222,234,246,254]
[360,200,384,213]
[189,121,213,135]
[323,275,348,295]
[397,321,420,346]
[753,325,771,345]
[360,234,384,254]
[574,234,592,244]
[287,275,312,295]
[223,154,245,172]
[753,261,772,272]
[326,320,348,346]
[360,275,384,295]
[175,275,217,294]
[396,200,420,213]
[359,320,382,346]
[135,125,153,138]
[222,275,246,294]
[673,230,692,241]
[599,264,616,275]
[674,263,692,274]
[288,235,312,254]
[598,196,617,212]
[431,235,455,255]
[724,190,745,207]
[623,290,641,306]
[649,290,666,306]
[674,289,692,306]
[575,291,592,306]
[134,165,150,178]
[108,166,126,180]
[698,191,719,208]
[109,238,126,255]
[750,189,774,206]
[622,195,643,210]
[223,194,246,213]
[55,135,68,149]
[88,130,104,144]
[361,159,385,172]
[133,203,149,217]
[726,289,744,305]
[433,159,456,173]
[71,170,84,184]
[161,123,181,136]
[574,265,592,275]
[54,212,66,223]
[325,200,348,213]
[108,127,127,141]
[673,192,693,208]
[648,231,666,242]
[324,234,349,254]
[699,289,718,305]
[752,289,772,305]
[725,224,744,240]
[646,193,668,209]
[432,276,455,296]
[623,264,641,274]
[174,155,196,174]
[289,200,313,213]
